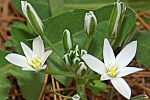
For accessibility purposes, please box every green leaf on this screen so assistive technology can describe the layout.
[134,31,150,68]
[87,80,106,96]
[0,51,11,100]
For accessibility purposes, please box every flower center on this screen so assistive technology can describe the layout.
[108,66,118,77]
[29,59,41,69]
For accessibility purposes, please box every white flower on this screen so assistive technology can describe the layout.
[82,38,142,99]
[21,1,44,35]
[84,11,97,36]
[5,36,52,72]
[72,94,80,100]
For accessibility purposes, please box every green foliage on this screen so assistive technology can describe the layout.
[87,80,106,96]
[134,32,150,68]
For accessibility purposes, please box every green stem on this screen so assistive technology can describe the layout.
[54,91,72,99]
[84,35,93,50]
[110,36,117,46]
[43,35,62,59]
[76,79,87,100]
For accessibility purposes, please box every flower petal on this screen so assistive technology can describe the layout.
[117,67,143,77]
[41,50,52,66]
[116,41,137,69]
[21,1,28,20]
[100,74,111,81]
[33,36,45,57]
[82,54,106,74]
[110,78,131,99]
[103,38,115,68]
[22,66,35,71]
[35,65,47,73]
[5,53,28,67]
[20,42,33,61]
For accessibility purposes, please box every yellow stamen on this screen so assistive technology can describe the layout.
[108,66,117,77]
[29,59,41,69]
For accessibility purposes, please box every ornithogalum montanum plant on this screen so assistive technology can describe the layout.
[5,36,52,72]
[82,38,143,99]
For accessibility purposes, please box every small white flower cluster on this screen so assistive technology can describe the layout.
[63,45,87,76]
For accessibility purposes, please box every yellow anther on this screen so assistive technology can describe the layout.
[29,59,41,69]
[108,67,117,77]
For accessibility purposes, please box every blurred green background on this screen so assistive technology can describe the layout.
[55,0,150,15]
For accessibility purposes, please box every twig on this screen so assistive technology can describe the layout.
[136,13,150,31]
[39,74,49,100]
[56,81,62,100]
[47,86,76,93]
[51,75,57,100]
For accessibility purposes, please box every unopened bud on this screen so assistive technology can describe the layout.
[63,29,73,52]
[21,1,44,36]
[109,0,126,38]
[84,11,97,36]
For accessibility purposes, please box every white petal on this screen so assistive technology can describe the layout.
[35,65,47,73]
[33,36,45,57]
[117,67,143,77]
[84,13,91,34]
[20,42,34,61]
[21,1,28,19]
[103,38,115,68]
[100,74,111,81]
[22,66,35,71]
[116,41,137,69]
[82,54,106,74]
[5,53,28,68]
[111,78,131,99]
[41,50,52,66]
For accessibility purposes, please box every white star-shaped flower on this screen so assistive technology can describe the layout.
[5,36,52,72]
[82,38,142,99]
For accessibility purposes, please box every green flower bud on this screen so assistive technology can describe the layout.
[109,0,126,38]
[21,1,44,36]
[84,11,97,36]
[63,29,73,52]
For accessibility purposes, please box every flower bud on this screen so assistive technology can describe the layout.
[109,0,126,38]
[63,29,73,52]
[21,1,44,36]
[84,11,97,36]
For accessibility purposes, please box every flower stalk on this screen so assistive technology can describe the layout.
[76,79,87,100]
